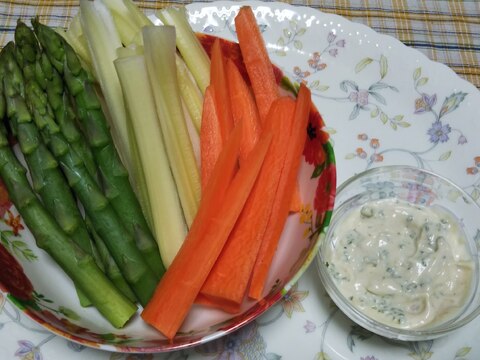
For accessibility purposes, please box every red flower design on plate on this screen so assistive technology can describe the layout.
[36,310,113,343]
[314,164,336,214]
[6,210,24,235]
[304,108,329,166]
[0,243,33,300]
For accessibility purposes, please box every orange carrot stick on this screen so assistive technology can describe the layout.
[235,6,279,123]
[200,97,295,308]
[197,33,285,87]
[210,38,234,142]
[289,182,303,213]
[200,85,223,190]
[141,129,272,339]
[226,58,262,163]
[248,84,312,300]
[195,293,241,314]
[193,125,243,247]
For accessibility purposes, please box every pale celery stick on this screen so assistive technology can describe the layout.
[143,25,201,227]
[125,106,154,231]
[79,0,133,175]
[102,0,152,46]
[181,98,201,168]
[175,54,203,133]
[121,0,152,28]
[111,10,140,46]
[116,44,144,59]
[157,6,210,94]
[115,55,187,267]
[116,43,153,229]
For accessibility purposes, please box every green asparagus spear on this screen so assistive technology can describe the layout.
[15,21,98,181]
[14,23,137,303]
[32,19,165,276]
[4,40,159,306]
[84,216,136,303]
[3,37,102,270]
[0,66,137,327]
[32,19,165,278]
[0,126,137,327]
[2,42,97,306]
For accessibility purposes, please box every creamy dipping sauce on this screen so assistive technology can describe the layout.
[325,198,475,329]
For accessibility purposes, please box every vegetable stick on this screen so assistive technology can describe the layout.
[143,25,201,228]
[33,19,165,279]
[79,0,134,175]
[210,38,234,143]
[289,182,303,213]
[115,54,187,269]
[200,85,223,190]
[234,6,279,123]
[226,58,261,163]
[142,125,243,333]
[157,6,211,94]
[196,33,285,87]
[176,54,203,134]
[196,33,249,85]
[199,97,295,308]
[0,117,137,328]
[249,84,312,300]
[141,129,272,339]
[195,293,241,314]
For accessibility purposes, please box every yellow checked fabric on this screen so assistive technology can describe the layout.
[0,1,479,87]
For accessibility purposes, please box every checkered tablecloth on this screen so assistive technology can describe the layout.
[1,0,479,88]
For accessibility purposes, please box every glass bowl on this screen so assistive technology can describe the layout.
[316,165,480,341]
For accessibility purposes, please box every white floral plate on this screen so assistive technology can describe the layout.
[2,1,480,358]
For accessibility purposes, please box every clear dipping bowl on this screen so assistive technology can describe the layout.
[316,165,480,341]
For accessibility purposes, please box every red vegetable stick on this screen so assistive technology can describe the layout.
[226,58,261,163]
[248,84,312,300]
[210,38,234,143]
[141,128,272,339]
[200,85,223,190]
[199,97,295,308]
[235,6,279,123]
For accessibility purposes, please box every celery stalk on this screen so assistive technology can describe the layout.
[115,55,187,267]
[181,99,201,167]
[110,10,140,46]
[175,54,203,133]
[157,6,210,94]
[143,25,201,227]
[116,44,144,59]
[79,0,133,175]
[102,0,152,46]
[125,107,154,231]
[121,0,152,28]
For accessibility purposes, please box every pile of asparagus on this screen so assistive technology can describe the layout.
[0,20,166,328]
